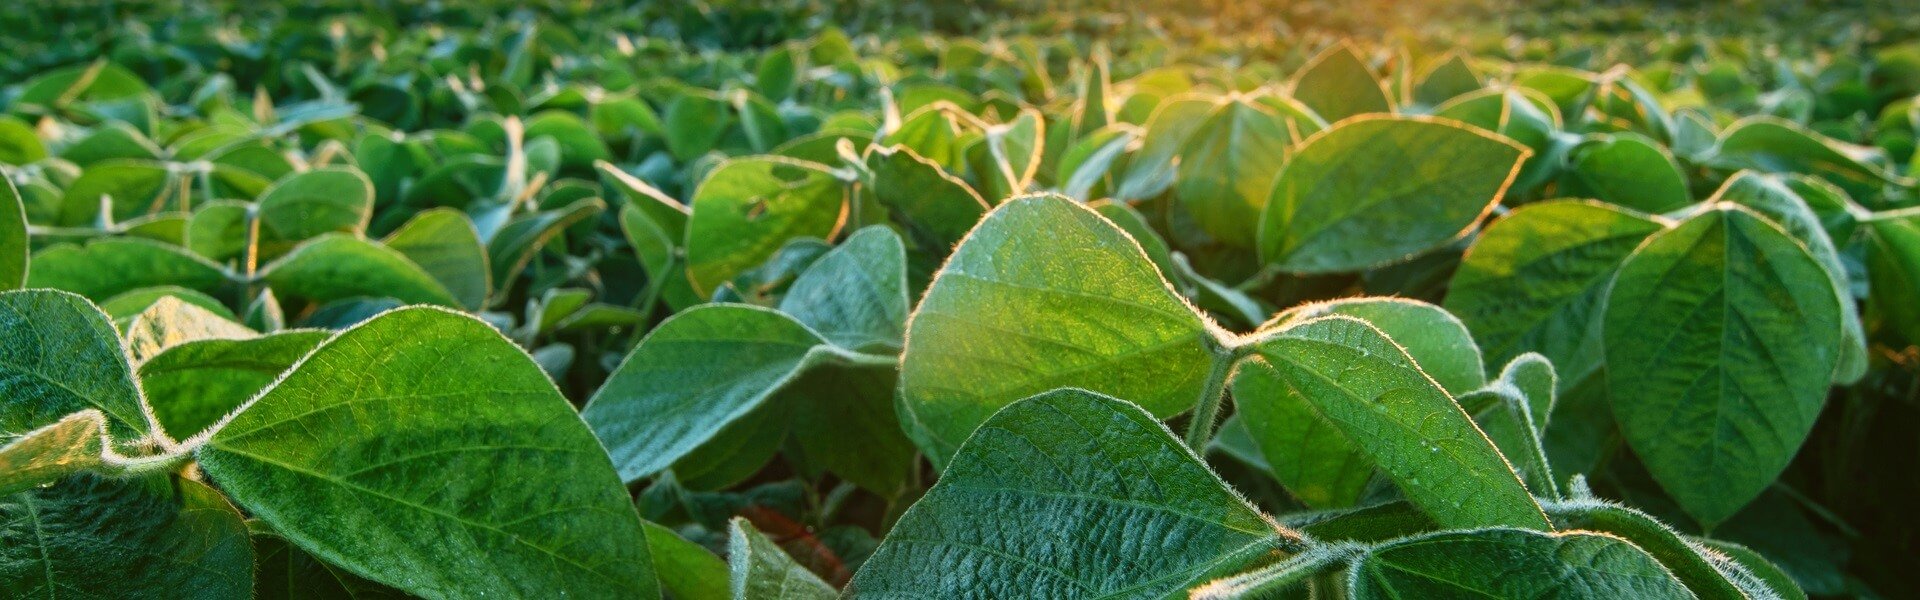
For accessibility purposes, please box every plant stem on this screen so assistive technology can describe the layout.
[814,344,900,368]
[1189,542,1363,600]
[1181,350,1236,452]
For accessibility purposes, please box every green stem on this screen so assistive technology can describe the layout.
[1190,542,1363,600]
[1544,501,1749,600]
[813,344,900,368]
[1181,349,1236,452]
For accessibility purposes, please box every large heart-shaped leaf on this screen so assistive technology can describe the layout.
[1175,98,1293,247]
[1350,528,1692,599]
[28,238,229,301]
[897,194,1224,463]
[685,157,846,296]
[257,167,375,244]
[1,474,253,599]
[1291,43,1392,122]
[1445,200,1665,383]
[849,389,1298,598]
[1259,116,1527,273]
[0,289,150,445]
[1709,171,1867,384]
[1559,133,1692,214]
[1604,205,1841,526]
[196,307,658,599]
[1249,316,1551,530]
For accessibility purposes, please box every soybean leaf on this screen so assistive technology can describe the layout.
[1,179,24,290]
[1250,316,1551,530]
[1349,528,1692,599]
[1176,98,1293,247]
[1709,171,1867,384]
[257,167,374,246]
[1709,116,1905,199]
[28,238,230,301]
[123,296,257,363]
[1445,200,1664,383]
[99,286,235,323]
[848,389,1298,598]
[1460,355,1561,499]
[777,226,909,352]
[1559,133,1692,214]
[0,289,151,445]
[970,109,1044,202]
[0,410,109,496]
[897,194,1224,463]
[730,517,838,600]
[865,144,988,247]
[1413,53,1481,107]
[1231,359,1375,509]
[383,208,490,310]
[0,474,253,599]
[262,234,459,307]
[253,530,409,599]
[784,365,917,497]
[686,157,846,296]
[1114,95,1214,201]
[645,521,729,600]
[583,304,827,482]
[1266,297,1486,395]
[1604,205,1841,526]
[486,196,605,299]
[1291,42,1393,122]
[665,90,732,161]
[1866,213,1920,344]
[197,307,658,599]
[138,330,330,440]
[1433,88,1562,194]
[1259,116,1527,273]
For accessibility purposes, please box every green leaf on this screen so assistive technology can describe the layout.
[383,208,490,310]
[730,517,838,600]
[253,529,410,599]
[1175,98,1293,247]
[783,364,917,497]
[123,296,257,363]
[1709,171,1867,385]
[665,90,732,161]
[849,389,1298,598]
[1056,124,1138,202]
[866,144,988,246]
[1249,316,1551,530]
[1230,359,1375,509]
[139,330,329,441]
[897,194,1224,463]
[1413,54,1482,107]
[777,226,909,352]
[1604,205,1841,526]
[196,307,658,599]
[258,167,374,243]
[1708,116,1905,198]
[1559,133,1693,213]
[970,109,1045,201]
[686,157,845,296]
[1,474,253,599]
[262,234,459,307]
[55,159,170,226]
[1259,116,1528,273]
[1115,96,1213,201]
[486,196,606,299]
[28,238,230,301]
[1,179,24,290]
[98,285,235,322]
[0,411,109,497]
[1291,42,1393,122]
[1445,200,1664,382]
[0,289,150,445]
[1866,212,1920,344]
[644,521,728,600]
[583,304,828,482]
[1350,528,1693,599]
[1267,297,1486,395]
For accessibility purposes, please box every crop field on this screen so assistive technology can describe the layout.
[3,0,1918,598]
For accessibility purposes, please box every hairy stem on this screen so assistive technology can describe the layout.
[1190,542,1363,600]
[1182,350,1236,452]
